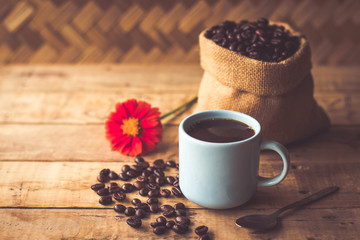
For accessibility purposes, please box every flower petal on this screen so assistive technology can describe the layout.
[122,99,138,118]
[134,100,151,120]
[129,136,143,156]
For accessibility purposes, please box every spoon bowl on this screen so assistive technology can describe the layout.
[235,186,339,232]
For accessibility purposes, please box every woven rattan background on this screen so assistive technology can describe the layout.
[0,0,359,65]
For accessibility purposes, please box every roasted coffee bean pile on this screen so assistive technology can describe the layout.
[91,157,211,239]
[204,17,300,62]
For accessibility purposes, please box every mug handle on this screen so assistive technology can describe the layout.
[257,139,290,187]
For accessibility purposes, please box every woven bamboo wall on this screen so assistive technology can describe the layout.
[0,0,359,65]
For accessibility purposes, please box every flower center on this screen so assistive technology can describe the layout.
[121,117,140,136]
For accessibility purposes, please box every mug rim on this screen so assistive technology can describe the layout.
[179,110,261,145]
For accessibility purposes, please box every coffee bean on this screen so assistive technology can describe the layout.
[174,202,186,210]
[153,159,166,169]
[172,180,179,187]
[139,187,149,196]
[131,198,141,206]
[151,222,163,228]
[126,170,138,178]
[149,203,159,213]
[109,186,122,194]
[97,188,110,196]
[114,204,126,213]
[125,207,135,216]
[130,164,142,172]
[137,161,150,170]
[161,204,174,212]
[166,176,175,185]
[163,208,176,218]
[134,156,145,163]
[108,182,118,188]
[91,183,105,191]
[195,225,209,236]
[126,217,142,228]
[136,176,147,182]
[154,169,164,177]
[99,168,110,176]
[133,181,145,190]
[148,175,157,183]
[97,174,109,183]
[147,182,160,190]
[113,191,126,201]
[160,189,171,198]
[172,223,188,234]
[99,195,113,205]
[147,197,158,205]
[172,187,183,197]
[166,160,177,168]
[135,203,150,212]
[119,173,130,181]
[148,189,160,197]
[108,171,119,180]
[175,209,186,216]
[147,166,156,172]
[121,165,130,173]
[156,177,166,186]
[166,220,175,229]
[175,216,190,225]
[122,183,134,193]
[153,226,167,235]
[141,170,152,177]
[199,234,211,240]
[156,216,167,225]
[135,208,146,219]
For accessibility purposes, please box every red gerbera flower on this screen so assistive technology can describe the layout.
[105,99,162,156]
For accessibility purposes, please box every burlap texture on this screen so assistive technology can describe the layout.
[196,21,330,144]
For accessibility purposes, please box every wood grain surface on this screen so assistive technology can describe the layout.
[0,65,359,239]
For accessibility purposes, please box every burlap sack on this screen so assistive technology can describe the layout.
[196,21,330,144]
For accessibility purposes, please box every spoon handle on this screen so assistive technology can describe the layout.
[275,186,339,215]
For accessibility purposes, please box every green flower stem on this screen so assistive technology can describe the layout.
[159,96,198,120]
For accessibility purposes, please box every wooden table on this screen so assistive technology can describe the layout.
[0,65,359,239]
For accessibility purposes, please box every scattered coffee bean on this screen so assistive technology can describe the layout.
[161,205,174,212]
[149,203,159,213]
[142,170,152,177]
[122,183,135,193]
[130,164,142,172]
[195,225,209,236]
[125,207,136,216]
[174,202,186,210]
[147,166,156,172]
[135,208,146,219]
[114,204,126,213]
[121,165,130,173]
[91,183,105,191]
[166,220,175,229]
[166,176,175,185]
[131,198,141,206]
[97,174,109,183]
[134,156,145,163]
[166,160,177,168]
[153,225,167,235]
[147,182,159,190]
[148,175,157,183]
[118,172,130,181]
[172,223,188,234]
[113,191,126,201]
[156,216,167,225]
[137,161,150,169]
[153,159,166,169]
[108,182,118,188]
[199,233,211,240]
[97,188,110,196]
[108,171,119,180]
[172,180,179,187]
[160,189,171,198]
[133,181,145,190]
[109,186,122,194]
[156,177,166,186]
[147,197,158,205]
[151,222,163,228]
[99,195,113,205]
[126,217,142,228]
[139,187,149,196]
[163,208,176,218]
[135,203,150,212]
[154,169,164,177]
[99,168,110,176]
[175,216,191,225]
[148,189,160,197]
[136,176,147,182]
[126,170,138,178]
[175,209,186,216]
[172,187,183,197]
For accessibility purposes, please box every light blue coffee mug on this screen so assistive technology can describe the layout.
[179,110,290,209]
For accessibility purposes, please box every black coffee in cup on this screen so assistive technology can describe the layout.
[186,118,255,143]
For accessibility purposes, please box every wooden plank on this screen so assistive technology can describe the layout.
[0,159,358,208]
[0,124,359,162]
[0,208,358,240]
